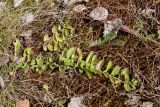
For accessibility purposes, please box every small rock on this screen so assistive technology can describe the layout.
[89,7,108,21]
[73,5,87,12]
[21,12,34,25]
[142,102,153,107]
[68,96,86,107]
[14,0,23,8]
[0,76,5,89]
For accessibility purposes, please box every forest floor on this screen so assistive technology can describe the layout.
[0,0,160,107]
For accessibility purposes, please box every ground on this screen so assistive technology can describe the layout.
[0,0,160,107]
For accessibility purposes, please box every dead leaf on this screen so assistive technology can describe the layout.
[142,102,153,107]
[16,99,30,107]
[73,5,87,12]
[68,96,86,107]
[89,7,108,21]
[103,18,123,39]
[141,8,155,17]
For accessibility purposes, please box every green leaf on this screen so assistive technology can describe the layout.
[86,51,94,64]
[55,34,64,42]
[109,75,116,84]
[36,58,43,66]
[91,55,97,65]
[145,34,156,41]
[63,58,73,67]
[26,48,32,62]
[97,32,115,45]
[31,60,36,65]
[111,66,120,76]
[90,64,96,73]
[95,60,104,71]
[47,44,54,52]
[121,68,130,82]
[86,71,93,79]
[43,45,48,51]
[52,26,58,35]
[79,69,84,74]
[131,79,138,89]
[54,42,59,51]
[64,29,69,37]
[95,60,104,76]
[124,83,131,91]
[43,34,49,41]
[42,64,47,71]
[112,39,125,46]
[13,39,21,57]
[79,61,86,69]
[103,71,110,78]
[115,77,121,84]
[43,84,49,93]
[66,48,75,58]
[77,48,83,60]
[105,61,112,72]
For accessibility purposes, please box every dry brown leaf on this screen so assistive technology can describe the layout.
[89,7,108,21]
[16,99,30,107]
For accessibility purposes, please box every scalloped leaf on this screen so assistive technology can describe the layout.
[106,60,112,72]
[86,71,93,79]
[91,55,97,65]
[67,48,75,58]
[77,48,83,60]
[124,82,131,91]
[86,51,94,64]
[47,44,54,52]
[111,66,120,76]
[43,34,49,42]
[131,79,138,89]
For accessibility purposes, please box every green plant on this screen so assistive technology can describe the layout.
[15,45,56,74]
[13,21,138,91]
[97,31,116,45]
[43,19,74,52]
[59,47,138,91]
[13,39,21,58]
